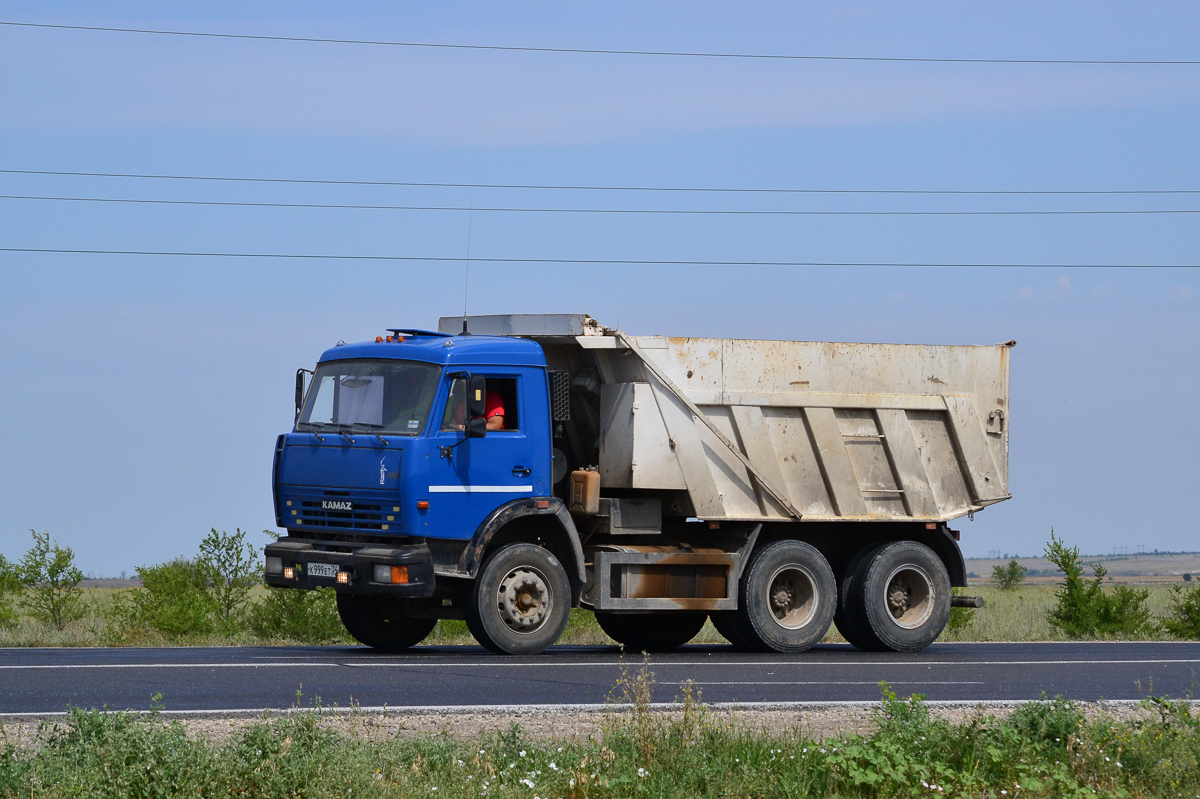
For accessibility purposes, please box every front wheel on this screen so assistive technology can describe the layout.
[466,543,572,655]
[730,540,836,653]
[595,611,707,652]
[336,594,437,651]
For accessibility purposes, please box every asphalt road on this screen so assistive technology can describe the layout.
[3,642,1198,715]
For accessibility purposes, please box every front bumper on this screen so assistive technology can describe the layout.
[263,538,435,597]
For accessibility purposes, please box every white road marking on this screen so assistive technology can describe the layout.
[337,658,1200,668]
[0,662,339,670]
[6,656,1197,671]
[695,680,985,685]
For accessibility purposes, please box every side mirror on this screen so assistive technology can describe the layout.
[465,416,488,438]
[467,374,487,419]
[295,369,309,418]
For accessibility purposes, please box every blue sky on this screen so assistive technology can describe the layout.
[0,2,1197,574]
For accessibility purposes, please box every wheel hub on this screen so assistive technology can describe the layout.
[765,565,818,630]
[497,567,551,634]
[883,565,934,629]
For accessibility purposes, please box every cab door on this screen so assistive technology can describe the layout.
[424,369,547,539]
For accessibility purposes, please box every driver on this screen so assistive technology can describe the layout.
[446,382,507,431]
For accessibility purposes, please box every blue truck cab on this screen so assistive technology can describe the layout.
[266,329,584,654]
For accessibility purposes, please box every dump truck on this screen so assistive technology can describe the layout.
[266,314,1011,654]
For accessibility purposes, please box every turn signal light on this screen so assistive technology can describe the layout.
[372,564,409,584]
[283,566,295,580]
[336,571,350,584]
[417,500,429,510]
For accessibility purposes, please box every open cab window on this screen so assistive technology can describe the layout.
[441,377,519,431]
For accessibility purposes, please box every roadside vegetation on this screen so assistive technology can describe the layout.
[1,529,1199,647]
[991,557,1028,590]
[3,672,1199,798]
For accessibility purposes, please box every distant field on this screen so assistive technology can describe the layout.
[965,551,1200,585]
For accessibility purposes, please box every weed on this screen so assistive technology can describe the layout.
[4,688,1200,797]
[114,559,219,640]
[247,585,347,643]
[1162,582,1200,639]
[946,587,977,634]
[197,527,261,632]
[1044,530,1152,637]
[17,530,84,631]
[992,557,1028,590]
[0,554,20,629]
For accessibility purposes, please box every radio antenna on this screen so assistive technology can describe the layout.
[461,185,474,335]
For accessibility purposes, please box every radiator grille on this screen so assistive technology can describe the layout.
[284,490,395,533]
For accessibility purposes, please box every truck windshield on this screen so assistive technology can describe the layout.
[297,360,441,435]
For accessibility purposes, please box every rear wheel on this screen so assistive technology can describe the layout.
[710,610,755,650]
[730,540,836,653]
[835,542,888,650]
[595,611,707,652]
[466,543,572,655]
[843,541,951,652]
[336,594,437,652]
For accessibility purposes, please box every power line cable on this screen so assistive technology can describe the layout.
[1,247,1194,268]
[3,168,1197,196]
[2,20,1197,65]
[2,194,1197,216]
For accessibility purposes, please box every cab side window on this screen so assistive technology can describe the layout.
[439,377,519,432]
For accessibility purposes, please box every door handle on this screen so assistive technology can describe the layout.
[512,466,532,477]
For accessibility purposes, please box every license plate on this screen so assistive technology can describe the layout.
[308,562,338,578]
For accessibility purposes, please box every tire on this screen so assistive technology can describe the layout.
[729,540,837,653]
[835,542,889,651]
[466,543,572,655]
[710,610,755,650]
[336,594,437,652]
[595,611,707,652]
[844,541,951,652]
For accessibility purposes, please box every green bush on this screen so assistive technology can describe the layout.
[1161,582,1200,639]
[945,587,976,634]
[196,528,260,633]
[17,530,85,631]
[118,559,219,640]
[991,558,1027,590]
[0,553,20,629]
[247,586,347,644]
[1043,531,1152,638]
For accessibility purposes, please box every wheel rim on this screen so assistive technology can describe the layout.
[496,566,552,635]
[765,564,819,630]
[882,564,934,629]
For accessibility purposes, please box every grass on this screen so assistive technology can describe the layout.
[937,584,1185,643]
[0,584,1193,648]
[3,675,1199,798]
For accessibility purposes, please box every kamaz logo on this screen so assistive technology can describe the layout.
[322,500,353,511]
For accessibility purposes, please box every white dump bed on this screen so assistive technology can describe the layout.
[440,315,1013,524]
